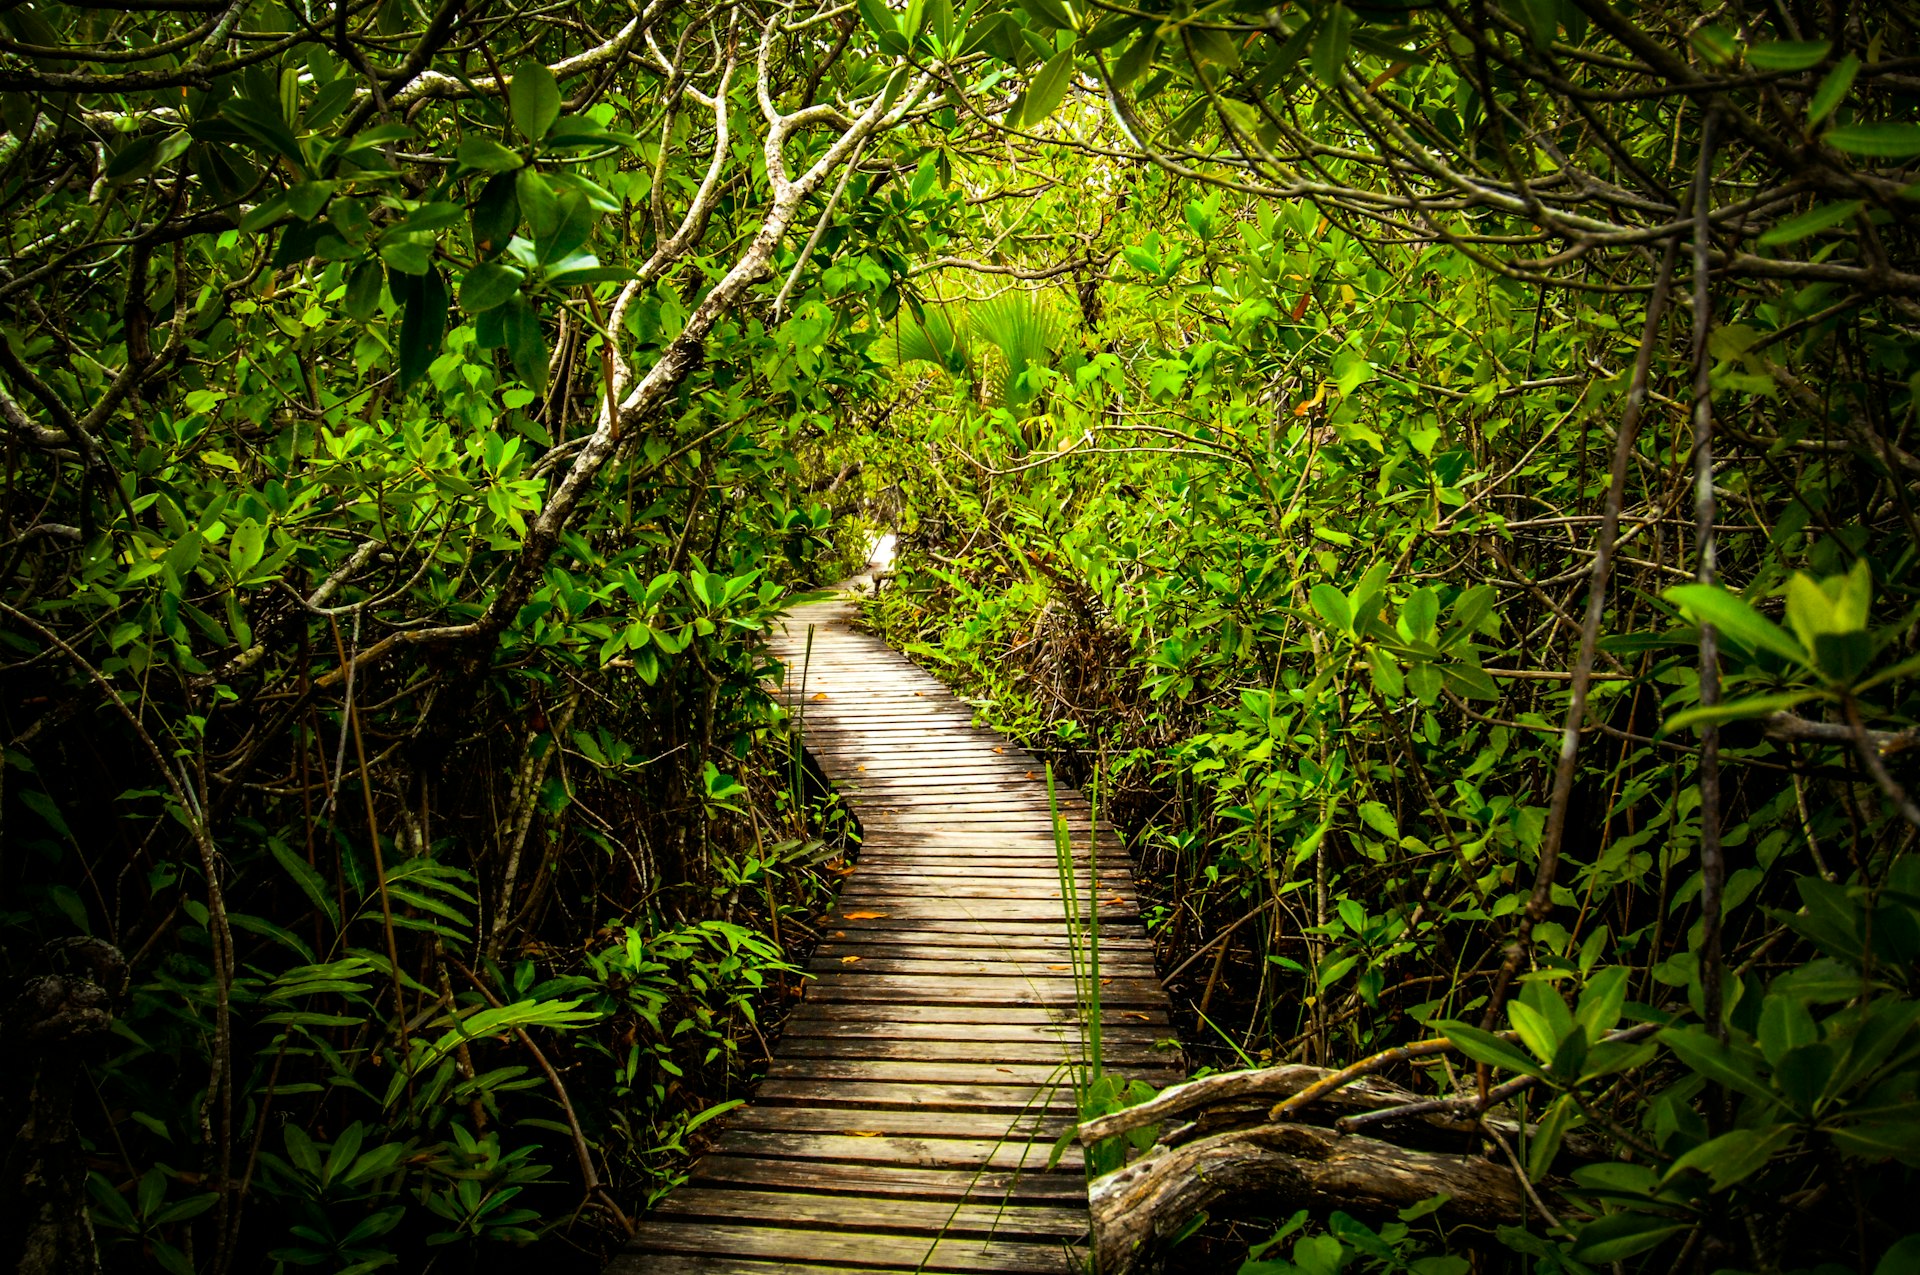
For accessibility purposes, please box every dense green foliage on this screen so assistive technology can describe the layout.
[1,0,1916,1270]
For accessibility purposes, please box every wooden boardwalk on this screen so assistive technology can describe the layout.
[610,593,1182,1274]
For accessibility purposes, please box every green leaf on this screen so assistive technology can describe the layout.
[1746,39,1830,71]
[1527,1094,1573,1181]
[457,135,524,173]
[1366,647,1403,697]
[379,239,433,276]
[1111,30,1159,88]
[1665,1125,1794,1191]
[1441,662,1499,701]
[460,261,525,313]
[1514,0,1559,48]
[1809,54,1859,125]
[855,0,905,51]
[508,61,562,142]
[1827,122,1920,159]
[500,296,548,394]
[341,123,412,154]
[1310,3,1353,83]
[1400,586,1438,641]
[1664,583,1808,664]
[472,172,520,260]
[683,1097,744,1133]
[546,116,631,148]
[343,258,385,322]
[1019,0,1076,29]
[1877,1237,1920,1274]
[1759,200,1861,246]
[1508,1000,1559,1063]
[1436,1022,1544,1077]
[1020,50,1077,127]
[1770,957,1870,1004]
[219,99,301,164]
[546,262,635,287]
[1570,1212,1692,1264]
[396,267,449,390]
[1309,582,1352,633]
[1658,1026,1781,1107]
[1690,24,1738,67]
[1662,689,1821,736]
[532,187,596,264]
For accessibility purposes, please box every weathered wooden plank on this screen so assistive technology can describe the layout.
[724,1105,1073,1140]
[624,1222,1082,1274]
[775,1037,1172,1066]
[751,1079,1082,1113]
[760,1058,1180,1089]
[651,1189,1090,1239]
[776,1018,1166,1045]
[782,1001,1168,1027]
[709,1128,1084,1172]
[686,1155,1086,1201]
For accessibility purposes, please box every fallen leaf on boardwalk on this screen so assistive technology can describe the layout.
[811,692,829,700]
[847,1131,884,1137]
[993,746,1004,753]
[840,956,861,963]
[1048,965,1068,971]
[832,931,846,939]
[843,911,888,920]
[1124,1012,1151,1021]
[996,1067,1013,1073]
[1025,771,1035,779]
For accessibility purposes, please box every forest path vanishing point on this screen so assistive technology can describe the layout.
[608,590,1184,1273]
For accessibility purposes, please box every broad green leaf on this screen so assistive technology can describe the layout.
[855,0,904,51]
[1690,24,1737,67]
[459,261,525,313]
[1759,201,1861,246]
[458,136,524,173]
[1746,39,1830,71]
[1575,966,1629,1039]
[1664,583,1808,664]
[1400,586,1437,641]
[508,61,562,141]
[1570,1212,1692,1264]
[1436,1021,1543,1077]
[1527,1094,1573,1181]
[395,267,449,390]
[1785,561,1871,654]
[1309,582,1352,633]
[1441,662,1499,701]
[1665,1125,1794,1191]
[472,172,520,259]
[1659,1026,1781,1107]
[1827,122,1920,159]
[343,258,385,322]
[1019,0,1076,30]
[1662,690,1821,736]
[500,296,548,394]
[1809,54,1859,125]
[546,116,631,147]
[1508,1000,1558,1063]
[1757,994,1818,1067]
[1309,3,1353,83]
[1366,647,1404,697]
[1020,50,1077,127]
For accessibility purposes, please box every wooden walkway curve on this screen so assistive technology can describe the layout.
[610,591,1182,1274]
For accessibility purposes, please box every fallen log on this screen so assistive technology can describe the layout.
[1087,1123,1524,1274]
